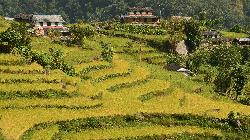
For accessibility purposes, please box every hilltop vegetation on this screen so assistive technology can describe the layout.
[0,15,250,140]
[0,0,249,29]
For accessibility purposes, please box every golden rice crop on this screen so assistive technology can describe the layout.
[0,63,44,73]
[88,57,130,78]
[74,61,110,73]
[0,83,77,93]
[59,126,222,140]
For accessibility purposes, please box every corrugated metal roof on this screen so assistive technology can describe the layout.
[32,15,65,23]
[239,38,250,42]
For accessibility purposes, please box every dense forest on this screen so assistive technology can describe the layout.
[0,0,249,29]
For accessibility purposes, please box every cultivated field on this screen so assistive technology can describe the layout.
[0,18,249,140]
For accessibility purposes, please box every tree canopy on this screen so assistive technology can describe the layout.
[0,0,249,29]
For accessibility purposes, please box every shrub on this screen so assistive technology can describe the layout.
[166,53,185,67]
[210,45,242,68]
[230,24,245,33]
[69,24,95,45]
[114,24,166,35]
[184,20,202,52]
[100,42,114,63]
[0,22,31,53]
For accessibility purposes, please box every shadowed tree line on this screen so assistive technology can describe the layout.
[0,0,249,29]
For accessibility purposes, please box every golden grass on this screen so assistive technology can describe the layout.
[0,88,249,139]
[0,34,250,140]
[0,63,44,73]
[0,17,10,32]
[97,35,131,48]
[0,83,77,93]
[87,56,130,78]
[0,54,23,63]
[143,89,250,118]
[0,69,81,86]
[81,66,151,97]
[0,97,100,108]
[28,125,59,140]
[31,37,100,64]
[74,61,110,73]
[60,126,222,140]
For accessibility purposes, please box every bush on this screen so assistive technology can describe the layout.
[184,20,202,52]
[0,22,31,53]
[210,45,242,68]
[114,23,166,35]
[31,48,76,76]
[69,24,95,45]
[166,53,185,67]
[230,24,245,33]
[100,42,114,63]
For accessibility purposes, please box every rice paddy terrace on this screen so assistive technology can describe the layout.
[0,23,250,140]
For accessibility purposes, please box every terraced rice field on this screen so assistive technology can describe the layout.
[0,28,249,139]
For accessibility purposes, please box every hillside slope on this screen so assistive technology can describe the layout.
[0,18,250,140]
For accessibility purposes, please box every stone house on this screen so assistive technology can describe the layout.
[14,14,67,36]
[15,14,65,29]
[121,7,160,24]
[202,30,222,39]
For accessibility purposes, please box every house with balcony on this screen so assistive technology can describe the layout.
[121,7,160,24]
[14,14,67,36]
[31,15,65,29]
[15,14,65,29]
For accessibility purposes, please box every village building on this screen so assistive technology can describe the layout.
[121,7,160,24]
[31,15,65,29]
[14,14,67,36]
[234,38,250,46]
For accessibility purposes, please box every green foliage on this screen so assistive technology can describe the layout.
[0,22,31,53]
[213,65,249,103]
[210,45,241,68]
[186,44,250,104]
[241,46,250,64]
[47,29,62,42]
[114,24,166,35]
[166,53,185,66]
[230,24,245,33]
[184,20,202,52]
[186,48,211,73]
[0,0,249,28]
[162,19,185,45]
[32,48,76,76]
[100,42,114,63]
[69,24,95,45]
[199,65,218,84]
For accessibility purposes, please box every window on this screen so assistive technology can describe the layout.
[39,22,43,26]
[55,22,59,26]
[47,22,51,26]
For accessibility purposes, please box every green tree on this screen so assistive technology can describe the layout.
[184,20,202,52]
[210,45,242,68]
[69,24,95,46]
[230,24,245,33]
[101,42,114,63]
[0,22,31,53]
